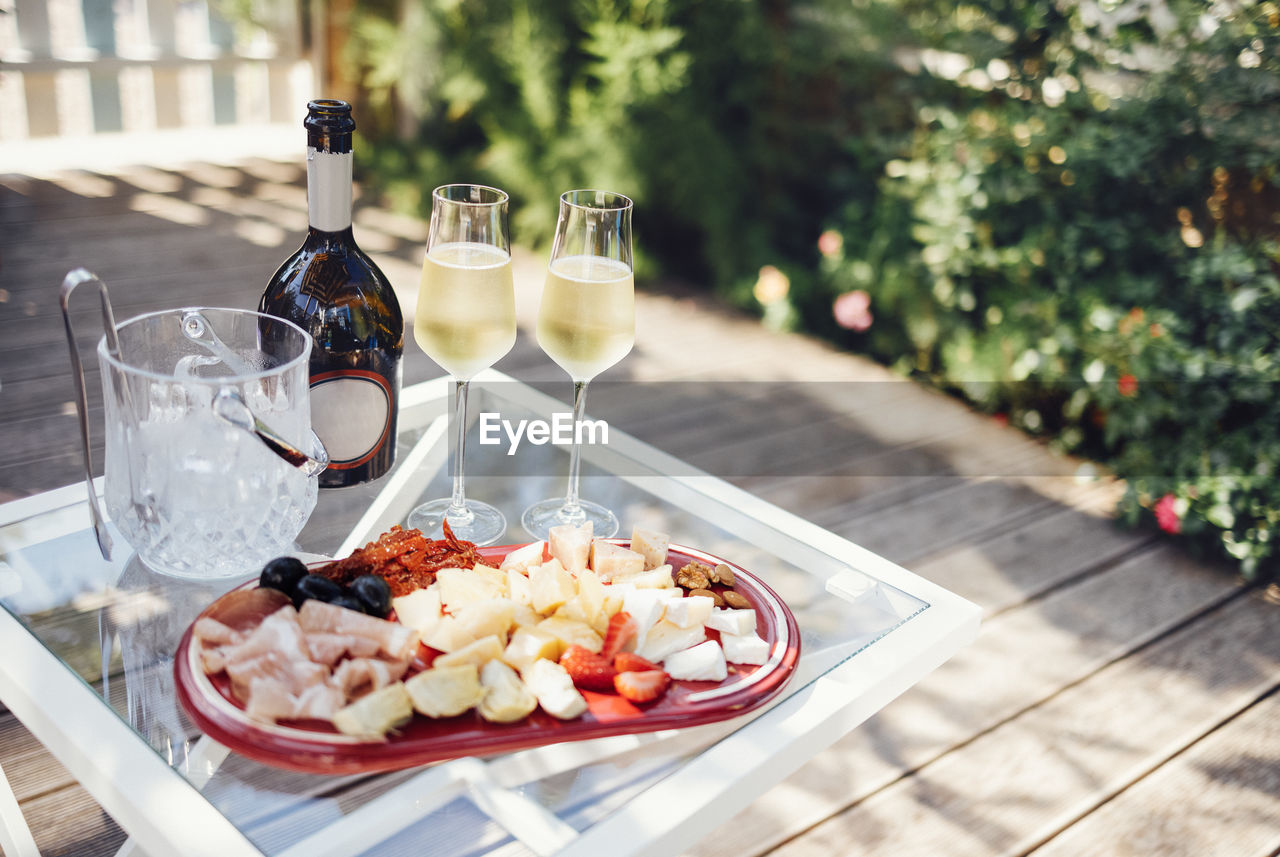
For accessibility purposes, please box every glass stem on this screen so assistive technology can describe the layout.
[450,379,470,516]
[563,380,589,516]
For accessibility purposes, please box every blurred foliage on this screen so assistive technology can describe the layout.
[329,0,1280,579]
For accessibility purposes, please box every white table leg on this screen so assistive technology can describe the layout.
[0,760,41,857]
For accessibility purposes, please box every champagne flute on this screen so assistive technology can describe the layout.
[522,190,635,539]
[407,184,516,545]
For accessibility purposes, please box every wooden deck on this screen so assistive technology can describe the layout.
[1,160,1277,857]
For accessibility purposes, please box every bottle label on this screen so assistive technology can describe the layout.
[310,369,393,469]
[307,148,353,232]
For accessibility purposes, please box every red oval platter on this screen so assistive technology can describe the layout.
[174,540,801,774]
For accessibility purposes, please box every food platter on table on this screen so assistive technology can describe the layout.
[175,532,801,774]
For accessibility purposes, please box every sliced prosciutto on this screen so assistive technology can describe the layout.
[297,600,419,660]
[195,589,422,727]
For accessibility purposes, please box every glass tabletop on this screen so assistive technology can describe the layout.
[0,374,977,857]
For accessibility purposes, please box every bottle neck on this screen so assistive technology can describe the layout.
[306,146,353,232]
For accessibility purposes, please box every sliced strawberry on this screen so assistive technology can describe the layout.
[559,644,617,692]
[614,652,661,673]
[614,669,670,703]
[600,611,638,660]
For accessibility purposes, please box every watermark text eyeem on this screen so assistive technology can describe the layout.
[479,412,609,455]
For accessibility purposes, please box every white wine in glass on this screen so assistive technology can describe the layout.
[522,190,635,540]
[537,254,635,381]
[407,185,516,545]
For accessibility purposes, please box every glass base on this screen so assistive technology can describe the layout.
[521,497,619,541]
[407,498,507,546]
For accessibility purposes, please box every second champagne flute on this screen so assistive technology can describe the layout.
[407,184,516,545]
[522,189,635,540]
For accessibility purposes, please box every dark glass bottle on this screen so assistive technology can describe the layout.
[260,100,404,488]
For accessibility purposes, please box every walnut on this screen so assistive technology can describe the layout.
[675,561,713,590]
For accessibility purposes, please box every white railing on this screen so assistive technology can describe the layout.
[0,0,311,142]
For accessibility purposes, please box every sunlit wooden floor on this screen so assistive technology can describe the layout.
[1,160,1277,857]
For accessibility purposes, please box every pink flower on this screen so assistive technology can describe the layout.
[833,290,873,332]
[1154,494,1182,534]
[818,229,844,258]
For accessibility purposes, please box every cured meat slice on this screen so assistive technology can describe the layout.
[329,657,410,699]
[226,649,329,701]
[306,632,382,666]
[298,600,418,660]
[244,678,345,723]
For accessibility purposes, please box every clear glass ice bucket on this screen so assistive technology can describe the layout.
[94,307,324,578]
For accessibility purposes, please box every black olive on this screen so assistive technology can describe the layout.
[349,574,392,618]
[260,556,308,594]
[292,573,344,608]
[328,593,369,614]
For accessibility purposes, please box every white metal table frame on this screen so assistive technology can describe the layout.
[0,373,981,857]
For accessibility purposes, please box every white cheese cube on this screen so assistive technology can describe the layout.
[549,522,592,573]
[529,558,577,614]
[663,640,727,681]
[611,564,675,590]
[590,542,645,582]
[623,588,680,642]
[524,658,588,720]
[391,586,443,634]
[499,541,546,572]
[630,527,670,570]
[720,631,770,666]
[506,568,533,607]
[662,594,714,629]
[706,608,757,636]
[635,620,707,663]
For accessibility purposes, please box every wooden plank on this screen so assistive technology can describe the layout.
[909,503,1154,617]
[1028,687,1280,857]
[746,588,1279,857]
[19,780,127,856]
[684,544,1243,857]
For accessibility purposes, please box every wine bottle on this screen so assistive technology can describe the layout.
[260,99,404,488]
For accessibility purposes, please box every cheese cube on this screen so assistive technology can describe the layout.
[706,608,757,636]
[589,542,645,582]
[453,599,516,642]
[506,569,533,607]
[630,527,670,570]
[432,634,504,669]
[436,568,506,612]
[623,588,679,643]
[524,658,588,720]
[529,558,577,614]
[635,620,706,663]
[499,541,546,572]
[611,564,675,590]
[663,594,713,629]
[501,627,562,672]
[576,570,606,621]
[471,564,507,590]
[663,640,728,681]
[391,586,443,634]
[720,632,770,665]
[405,664,484,718]
[419,615,477,653]
[536,616,603,654]
[478,660,537,723]
[549,522,592,573]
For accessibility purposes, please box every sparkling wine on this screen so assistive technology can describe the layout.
[536,254,635,381]
[415,241,516,380]
[260,100,404,487]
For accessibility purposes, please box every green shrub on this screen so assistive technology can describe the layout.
[338,0,1280,579]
